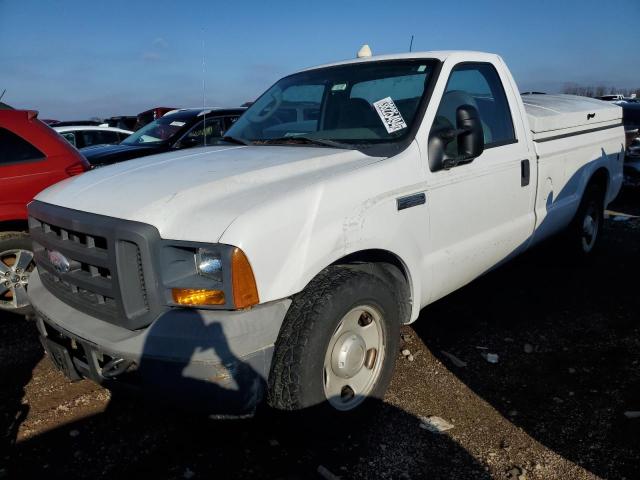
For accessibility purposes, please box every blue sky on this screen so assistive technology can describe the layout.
[1,0,638,120]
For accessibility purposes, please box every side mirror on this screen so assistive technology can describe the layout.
[428,104,484,171]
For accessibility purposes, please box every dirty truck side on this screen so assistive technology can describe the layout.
[27,51,624,415]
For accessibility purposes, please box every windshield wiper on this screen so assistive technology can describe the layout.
[252,136,353,149]
[221,135,251,146]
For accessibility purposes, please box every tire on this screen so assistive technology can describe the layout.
[0,232,35,316]
[267,265,401,416]
[566,182,605,258]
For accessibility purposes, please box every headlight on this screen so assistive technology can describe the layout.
[161,243,259,310]
[195,248,223,282]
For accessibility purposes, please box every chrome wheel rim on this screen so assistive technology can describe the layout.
[581,204,599,253]
[0,249,35,310]
[323,305,385,411]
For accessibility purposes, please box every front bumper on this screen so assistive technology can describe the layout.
[29,268,291,415]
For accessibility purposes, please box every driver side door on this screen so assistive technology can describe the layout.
[424,62,536,302]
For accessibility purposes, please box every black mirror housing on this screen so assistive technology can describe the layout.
[428,104,485,171]
[456,104,484,160]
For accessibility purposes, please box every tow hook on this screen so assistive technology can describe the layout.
[101,358,136,378]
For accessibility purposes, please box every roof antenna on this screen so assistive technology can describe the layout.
[409,35,414,52]
[202,28,207,146]
[0,89,6,102]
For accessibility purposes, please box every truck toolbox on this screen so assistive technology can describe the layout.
[522,93,623,140]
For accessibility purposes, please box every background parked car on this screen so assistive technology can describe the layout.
[100,115,137,131]
[134,106,177,130]
[0,110,90,314]
[54,125,132,149]
[624,137,640,188]
[48,120,102,127]
[597,94,629,101]
[81,107,244,167]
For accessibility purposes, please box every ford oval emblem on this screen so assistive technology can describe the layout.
[48,250,70,274]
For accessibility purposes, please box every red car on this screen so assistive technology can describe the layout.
[0,110,89,314]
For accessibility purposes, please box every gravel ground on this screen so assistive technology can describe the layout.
[1,194,639,480]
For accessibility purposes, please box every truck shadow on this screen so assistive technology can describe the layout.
[412,207,640,479]
[0,311,43,473]
[7,311,491,480]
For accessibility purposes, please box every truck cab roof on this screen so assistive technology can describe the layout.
[302,50,502,72]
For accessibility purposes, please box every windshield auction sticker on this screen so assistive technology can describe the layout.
[373,97,407,133]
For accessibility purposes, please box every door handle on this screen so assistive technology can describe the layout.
[521,159,530,187]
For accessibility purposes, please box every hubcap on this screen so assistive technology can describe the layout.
[581,204,599,252]
[323,305,385,411]
[0,249,35,310]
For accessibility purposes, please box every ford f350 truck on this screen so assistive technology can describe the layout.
[27,51,624,416]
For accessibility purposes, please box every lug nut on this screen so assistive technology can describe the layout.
[21,276,28,282]
[3,281,9,287]
[15,268,22,274]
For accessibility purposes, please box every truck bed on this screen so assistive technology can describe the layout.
[523,94,624,246]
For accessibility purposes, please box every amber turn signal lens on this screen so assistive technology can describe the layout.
[231,248,259,309]
[172,288,225,306]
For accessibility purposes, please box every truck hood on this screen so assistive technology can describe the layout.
[36,145,384,242]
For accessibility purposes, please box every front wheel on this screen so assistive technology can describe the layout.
[268,266,400,414]
[0,232,36,316]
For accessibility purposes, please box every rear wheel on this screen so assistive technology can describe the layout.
[0,232,35,316]
[268,266,400,415]
[566,182,605,257]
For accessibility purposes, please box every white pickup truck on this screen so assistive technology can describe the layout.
[27,51,624,416]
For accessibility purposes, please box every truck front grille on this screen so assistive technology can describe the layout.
[28,202,165,329]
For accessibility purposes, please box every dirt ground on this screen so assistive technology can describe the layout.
[1,193,639,480]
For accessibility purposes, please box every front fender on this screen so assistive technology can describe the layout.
[220,145,429,322]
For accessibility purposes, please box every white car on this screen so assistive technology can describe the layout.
[28,51,623,416]
[53,125,132,149]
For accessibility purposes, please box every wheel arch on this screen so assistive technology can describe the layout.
[328,248,414,324]
[0,219,29,233]
[587,167,609,199]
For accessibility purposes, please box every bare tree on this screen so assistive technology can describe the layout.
[562,82,639,98]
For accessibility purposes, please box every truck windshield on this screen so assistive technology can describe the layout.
[225,60,436,151]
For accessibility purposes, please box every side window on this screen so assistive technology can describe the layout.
[118,132,130,142]
[0,127,45,164]
[102,131,121,144]
[82,130,120,147]
[223,116,239,132]
[61,132,77,147]
[82,131,100,147]
[431,63,516,156]
[184,117,225,146]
